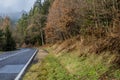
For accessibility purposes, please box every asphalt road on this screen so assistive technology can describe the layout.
[0,48,37,80]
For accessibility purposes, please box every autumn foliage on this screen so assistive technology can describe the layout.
[45,0,81,43]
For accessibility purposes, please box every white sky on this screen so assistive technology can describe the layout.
[0,0,38,13]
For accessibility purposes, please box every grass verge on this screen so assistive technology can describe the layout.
[23,48,120,80]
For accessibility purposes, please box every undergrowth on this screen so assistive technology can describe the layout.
[23,47,120,80]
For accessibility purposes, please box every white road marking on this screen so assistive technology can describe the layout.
[15,49,38,80]
[0,65,24,73]
[0,49,30,61]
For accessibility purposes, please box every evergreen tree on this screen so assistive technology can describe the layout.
[17,13,28,36]
[16,0,52,46]
[0,29,3,38]
[3,26,16,51]
[0,29,4,50]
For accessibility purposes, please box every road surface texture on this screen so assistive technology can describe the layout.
[0,48,37,80]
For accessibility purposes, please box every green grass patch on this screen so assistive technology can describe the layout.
[23,54,74,80]
[37,54,74,80]
[57,53,110,80]
[23,49,120,80]
[114,69,120,79]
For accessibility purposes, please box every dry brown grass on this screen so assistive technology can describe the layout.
[50,33,120,65]
[53,39,76,53]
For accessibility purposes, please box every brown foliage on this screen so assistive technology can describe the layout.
[45,0,120,61]
[91,36,120,54]
[90,25,120,55]
[2,17,11,29]
[45,0,120,43]
[45,0,81,43]
[0,17,11,30]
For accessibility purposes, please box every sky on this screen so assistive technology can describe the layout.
[0,0,39,13]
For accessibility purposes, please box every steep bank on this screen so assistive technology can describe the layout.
[23,38,120,80]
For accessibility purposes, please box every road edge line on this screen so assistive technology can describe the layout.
[14,49,38,80]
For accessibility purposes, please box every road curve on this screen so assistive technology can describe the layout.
[0,48,37,80]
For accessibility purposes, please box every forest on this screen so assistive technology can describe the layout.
[0,17,16,51]
[0,0,120,79]
[0,0,119,53]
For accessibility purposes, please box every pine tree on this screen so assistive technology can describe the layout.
[3,26,16,51]
[24,0,51,45]
[0,29,4,50]
[16,0,52,46]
